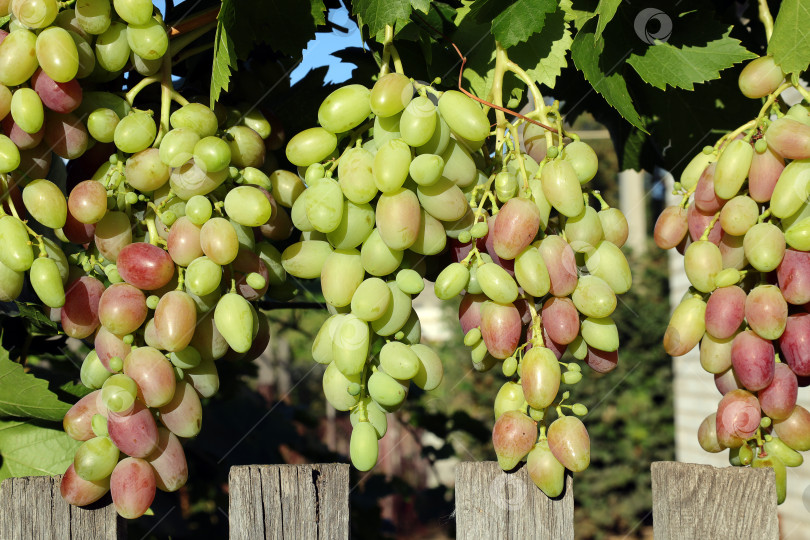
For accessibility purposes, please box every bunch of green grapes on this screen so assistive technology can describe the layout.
[656,55,810,504]
[281,64,632,495]
[0,0,296,519]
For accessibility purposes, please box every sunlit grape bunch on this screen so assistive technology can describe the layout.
[657,54,810,504]
[281,40,632,496]
[0,0,292,519]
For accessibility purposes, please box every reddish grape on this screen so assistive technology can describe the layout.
[778,313,810,376]
[730,330,775,391]
[492,410,536,470]
[63,390,101,441]
[718,232,747,270]
[117,242,175,290]
[765,117,810,160]
[146,428,188,492]
[687,203,721,245]
[60,463,109,507]
[95,326,131,371]
[480,301,521,359]
[98,283,147,336]
[653,206,689,250]
[483,215,514,275]
[540,327,566,360]
[773,405,810,451]
[107,401,159,458]
[715,389,760,448]
[44,111,88,159]
[458,293,485,334]
[748,144,784,202]
[226,248,270,300]
[31,69,82,113]
[715,368,743,395]
[758,363,798,420]
[2,116,43,149]
[62,210,95,244]
[585,346,618,373]
[61,275,104,338]
[110,457,156,519]
[541,296,579,345]
[744,284,787,340]
[492,197,540,260]
[547,415,590,472]
[158,380,203,438]
[68,179,107,224]
[123,347,176,408]
[777,249,810,305]
[694,164,726,213]
[537,235,578,297]
[154,290,197,352]
[167,217,203,266]
[704,285,745,339]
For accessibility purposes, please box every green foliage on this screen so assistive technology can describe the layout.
[489,0,557,49]
[571,20,645,131]
[627,29,756,90]
[768,0,810,74]
[594,0,621,41]
[572,250,674,538]
[0,420,81,481]
[0,346,72,422]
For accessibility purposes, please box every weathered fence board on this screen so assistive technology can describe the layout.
[651,461,778,539]
[454,461,574,540]
[0,475,124,540]
[228,463,349,540]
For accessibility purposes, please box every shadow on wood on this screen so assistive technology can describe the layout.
[0,475,125,540]
[651,461,778,540]
[454,461,574,540]
[228,463,349,540]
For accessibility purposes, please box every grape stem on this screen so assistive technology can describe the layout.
[125,75,161,106]
[757,0,774,42]
[700,211,721,241]
[411,12,558,133]
[169,21,217,57]
[155,49,175,147]
[173,42,215,65]
[591,190,610,211]
[379,25,404,76]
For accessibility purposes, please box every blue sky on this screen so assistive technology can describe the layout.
[162,1,360,86]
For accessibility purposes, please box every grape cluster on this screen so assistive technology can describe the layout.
[281,61,633,494]
[657,55,810,504]
[0,0,290,519]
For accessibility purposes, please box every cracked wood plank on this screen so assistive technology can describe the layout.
[229,464,349,540]
[455,461,574,540]
[0,475,125,540]
[651,462,778,540]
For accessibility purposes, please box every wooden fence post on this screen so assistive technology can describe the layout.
[454,462,574,540]
[651,462,779,539]
[228,463,349,540]
[0,475,124,540]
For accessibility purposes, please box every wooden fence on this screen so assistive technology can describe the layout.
[0,461,778,539]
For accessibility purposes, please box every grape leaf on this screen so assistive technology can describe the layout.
[768,0,810,75]
[353,0,414,37]
[594,0,621,41]
[626,29,756,90]
[13,302,57,336]
[0,420,80,481]
[559,0,595,29]
[491,0,557,49]
[210,0,237,107]
[59,381,93,400]
[0,348,72,422]
[522,13,573,89]
[410,0,430,14]
[311,0,327,26]
[570,22,645,131]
